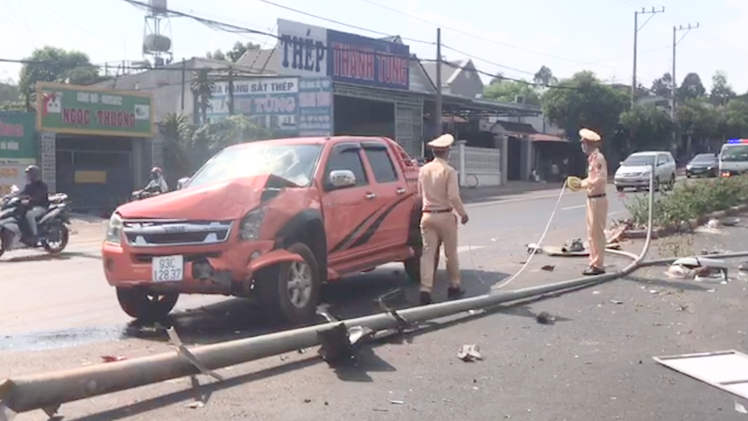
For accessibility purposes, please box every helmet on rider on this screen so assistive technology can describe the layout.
[25,165,40,182]
[150,166,162,180]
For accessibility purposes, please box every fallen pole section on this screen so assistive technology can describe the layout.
[0,173,659,417]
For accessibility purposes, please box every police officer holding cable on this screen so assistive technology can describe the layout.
[567,128,608,276]
[418,134,469,305]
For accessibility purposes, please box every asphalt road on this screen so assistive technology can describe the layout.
[8,183,748,420]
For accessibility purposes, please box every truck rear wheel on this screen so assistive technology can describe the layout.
[256,242,321,325]
[116,287,178,321]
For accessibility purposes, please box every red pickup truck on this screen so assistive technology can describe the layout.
[102,136,423,324]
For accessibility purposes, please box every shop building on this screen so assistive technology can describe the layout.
[35,82,155,212]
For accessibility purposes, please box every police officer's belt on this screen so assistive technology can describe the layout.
[588,193,606,199]
[423,208,453,214]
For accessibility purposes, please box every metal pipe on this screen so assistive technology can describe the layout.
[0,173,658,416]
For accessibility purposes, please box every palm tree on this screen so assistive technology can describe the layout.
[159,113,192,183]
[191,69,214,125]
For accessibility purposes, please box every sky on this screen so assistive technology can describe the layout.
[1,0,747,93]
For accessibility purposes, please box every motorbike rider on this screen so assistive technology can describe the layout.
[19,165,49,243]
[144,167,169,193]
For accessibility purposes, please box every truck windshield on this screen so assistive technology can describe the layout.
[623,155,655,166]
[186,144,322,189]
[721,145,748,162]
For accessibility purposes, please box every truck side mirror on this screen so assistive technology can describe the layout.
[176,177,189,190]
[328,170,356,189]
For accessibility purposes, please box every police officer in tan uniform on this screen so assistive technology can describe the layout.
[569,128,609,276]
[418,134,469,305]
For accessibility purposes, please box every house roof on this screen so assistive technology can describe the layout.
[421,60,465,87]
[234,48,280,74]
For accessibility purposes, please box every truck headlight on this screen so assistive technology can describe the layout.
[105,213,123,245]
[239,207,266,241]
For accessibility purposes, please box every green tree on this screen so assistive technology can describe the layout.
[190,115,273,165]
[720,98,748,139]
[483,80,540,105]
[677,73,706,102]
[191,69,214,125]
[709,70,736,107]
[617,105,675,154]
[542,71,628,162]
[206,41,261,62]
[650,73,673,97]
[159,113,193,183]
[533,65,557,86]
[18,46,101,107]
[676,98,718,154]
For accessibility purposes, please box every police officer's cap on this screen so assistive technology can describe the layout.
[427,134,455,150]
[579,128,601,142]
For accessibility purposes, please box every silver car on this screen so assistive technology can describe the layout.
[614,151,677,191]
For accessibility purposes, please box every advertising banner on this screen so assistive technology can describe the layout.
[277,19,329,79]
[0,111,37,195]
[208,77,299,132]
[36,82,154,138]
[327,29,410,90]
[298,77,333,137]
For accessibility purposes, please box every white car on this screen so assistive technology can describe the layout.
[614,151,677,192]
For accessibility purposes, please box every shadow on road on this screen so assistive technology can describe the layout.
[1,250,101,263]
[123,266,509,346]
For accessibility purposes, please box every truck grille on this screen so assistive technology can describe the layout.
[123,220,233,247]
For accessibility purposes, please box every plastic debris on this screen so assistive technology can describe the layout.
[561,239,584,253]
[526,243,542,254]
[101,355,128,363]
[458,344,483,362]
[187,401,205,409]
[610,300,624,305]
[735,401,748,414]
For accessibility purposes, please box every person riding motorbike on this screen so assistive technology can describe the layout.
[143,167,169,194]
[18,165,49,243]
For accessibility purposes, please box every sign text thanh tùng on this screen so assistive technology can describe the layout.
[327,29,410,90]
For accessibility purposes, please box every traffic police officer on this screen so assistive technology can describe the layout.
[418,134,469,305]
[569,128,609,276]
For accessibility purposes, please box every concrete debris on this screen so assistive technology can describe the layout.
[535,311,555,325]
[458,344,482,362]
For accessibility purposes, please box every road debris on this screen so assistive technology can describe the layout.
[735,401,748,414]
[540,265,555,272]
[526,243,542,254]
[100,355,127,363]
[535,311,555,325]
[457,344,482,362]
[610,300,624,305]
[186,401,205,409]
[722,217,740,227]
[561,239,584,253]
[665,256,728,282]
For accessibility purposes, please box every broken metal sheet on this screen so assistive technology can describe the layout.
[654,350,748,400]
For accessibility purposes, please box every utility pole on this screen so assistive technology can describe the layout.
[435,28,442,137]
[671,23,699,120]
[632,6,665,108]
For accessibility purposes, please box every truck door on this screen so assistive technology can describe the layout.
[359,141,411,251]
[320,142,381,263]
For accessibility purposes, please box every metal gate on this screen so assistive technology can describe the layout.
[334,83,424,158]
[56,149,133,211]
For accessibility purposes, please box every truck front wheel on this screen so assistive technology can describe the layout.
[256,242,321,325]
[116,287,179,321]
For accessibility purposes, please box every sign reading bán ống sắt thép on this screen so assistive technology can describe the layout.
[36,82,154,138]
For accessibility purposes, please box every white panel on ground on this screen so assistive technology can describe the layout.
[654,350,748,399]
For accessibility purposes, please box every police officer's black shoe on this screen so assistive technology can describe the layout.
[419,291,432,306]
[447,286,465,300]
[582,266,605,276]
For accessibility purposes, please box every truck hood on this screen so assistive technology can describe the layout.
[117,175,275,220]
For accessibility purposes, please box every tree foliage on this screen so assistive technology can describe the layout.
[483,80,540,105]
[709,70,735,107]
[19,46,102,105]
[533,66,557,86]
[677,72,706,102]
[617,105,675,154]
[191,69,214,125]
[206,41,262,62]
[651,73,673,97]
[190,115,273,165]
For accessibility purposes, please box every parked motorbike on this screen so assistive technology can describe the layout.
[0,189,71,258]
[130,186,163,201]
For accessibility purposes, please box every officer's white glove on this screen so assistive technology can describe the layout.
[565,176,582,192]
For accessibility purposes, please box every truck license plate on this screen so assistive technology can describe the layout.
[152,255,184,282]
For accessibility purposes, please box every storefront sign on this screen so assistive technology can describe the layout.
[298,77,333,136]
[208,77,300,131]
[327,30,410,90]
[36,82,154,138]
[0,111,37,195]
[277,19,328,78]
